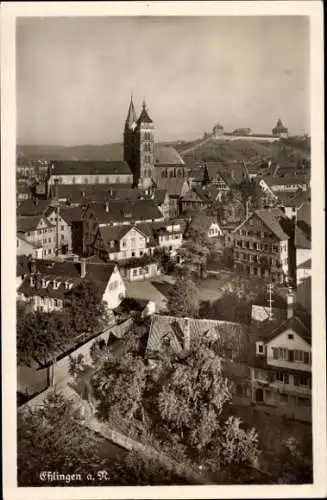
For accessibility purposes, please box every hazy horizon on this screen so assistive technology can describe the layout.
[17,16,310,146]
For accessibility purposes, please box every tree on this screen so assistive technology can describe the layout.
[166,276,199,318]
[154,340,261,474]
[18,390,190,486]
[181,223,215,278]
[92,353,147,423]
[65,279,110,334]
[17,308,70,365]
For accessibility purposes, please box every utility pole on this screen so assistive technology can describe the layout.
[267,282,273,321]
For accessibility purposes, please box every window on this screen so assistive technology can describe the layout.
[288,334,294,340]
[48,238,51,243]
[258,344,264,353]
[294,374,311,387]
[272,347,288,361]
[133,269,138,276]
[131,252,135,257]
[110,241,115,248]
[122,240,126,248]
[275,372,289,384]
[61,225,64,231]
[144,265,149,273]
[95,176,99,184]
[84,177,88,184]
[61,234,64,240]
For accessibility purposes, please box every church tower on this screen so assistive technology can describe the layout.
[123,95,137,178]
[135,99,155,189]
[123,96,154,189]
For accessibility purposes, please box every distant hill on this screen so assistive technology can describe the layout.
[17,143,124,162]
[177,137,310,165]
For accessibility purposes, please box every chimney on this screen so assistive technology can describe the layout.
[183,317,191,352]
[80,258,86,279]
[31,258,37,274]
[287,288,295,319]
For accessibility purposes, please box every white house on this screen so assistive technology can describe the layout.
[17,258,126,313]
[249,293,311,421]
[295,203,311,285]
[17,215,57,259]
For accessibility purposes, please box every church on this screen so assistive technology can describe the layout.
[123,96,187,189]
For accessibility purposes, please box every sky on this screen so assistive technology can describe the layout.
[17,16,310,146]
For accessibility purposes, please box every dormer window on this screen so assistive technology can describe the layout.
[53,280,60,290]
[110,240,115,248]
[256,342,265,356]
[29,276,35,287]
[64,281,70,290]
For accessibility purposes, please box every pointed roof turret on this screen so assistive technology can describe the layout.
[137,98,153,125]
[125,95,137,130]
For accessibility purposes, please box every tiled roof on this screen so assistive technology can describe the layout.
[97,223,154,253]
[56,206,85,224]
[156,178,190,197]
[17,216,54,233]
[262,316,311,344]
[151,218,187,236]
[49,160,132,176]
[18,259,117,300]
[155,146,185,165]
[182,186,209,202]
[86,199,164,223]
[188,213,218,231]
[262,175,308,187]
[17,198,50,216]
[146,314,249,357]
[254,209,290,240]
[295,221,311,249]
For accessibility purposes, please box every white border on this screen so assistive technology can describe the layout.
[1,2,326,499]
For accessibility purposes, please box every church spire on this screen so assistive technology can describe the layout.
[125,94,137,130]
[137,97,153,124]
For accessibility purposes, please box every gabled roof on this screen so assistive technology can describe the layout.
[86,199,164,223]
[49,183,134,203]
[182,186,209,202]
[49,160,132,176]
[156,177,190,197]
[17,215,54,233]
[18,259,117,300]
[60,206,85,224]
[97,223,154,253]
[146,314,249,357]
[17,198,50,217]
[261,175,307,187]
[233,208,289,241]
[262,316,311,345]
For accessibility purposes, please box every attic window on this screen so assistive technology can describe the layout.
[288,334,294,340]
[53,280,60,290]
[110,240,115,248]
[258,344,264,353]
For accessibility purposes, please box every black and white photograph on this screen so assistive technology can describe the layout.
[1,2,326,499]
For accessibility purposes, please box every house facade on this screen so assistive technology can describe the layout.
[249,315,311,422]
[295,203,311,285]
[233,209,290,283]
[17,235,43,259]
[17,216,57,259]
[180,187,209,213]
[17,259,126,313]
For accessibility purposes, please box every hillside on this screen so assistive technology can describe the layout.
[17,143,124,162]
[177,138,310,165]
